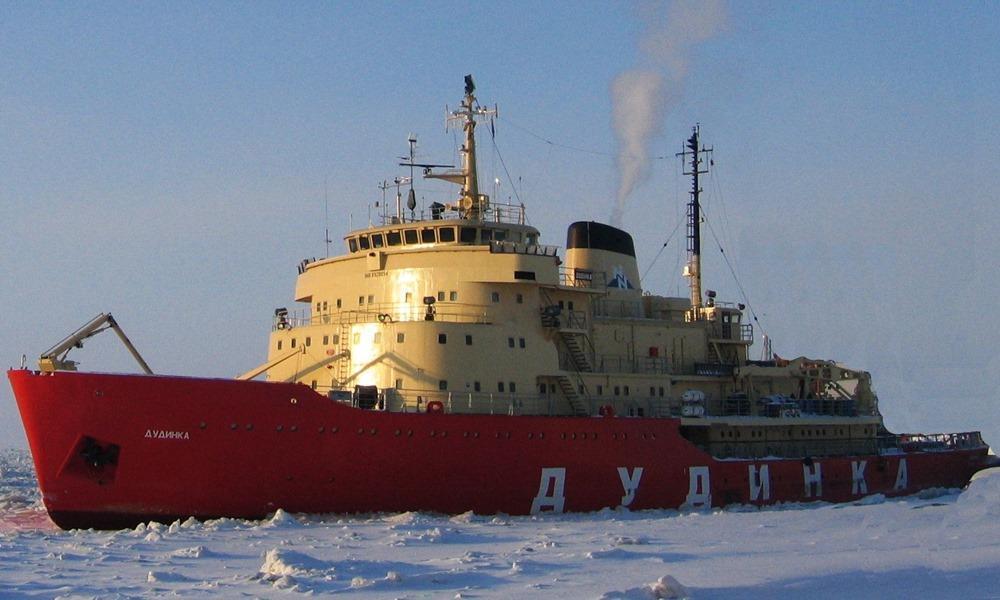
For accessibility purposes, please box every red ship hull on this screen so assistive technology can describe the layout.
[8,369,992,530]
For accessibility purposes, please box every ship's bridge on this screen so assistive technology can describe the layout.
[342,207,549,257]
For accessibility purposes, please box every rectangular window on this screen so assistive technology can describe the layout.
[439,380,448,391]
[437,291,445,301]
[333,334,340,345]
[311,380,317,390]
[518,337,525,348]
[323,335,329,345]
[508,337,515,348]
[291,338,297,348]
[624,385,630,396]
[336,298,342,308]
[373,332,381,344]
[438,227,456,242]
[358,235,370,250]
[367,294,374,304]
[491,292,500,303]
[397,332,405,343]
[322,301,328,311]
[449,291,458,301]
[539,383,547,394]
[404,229,418,244]
[460,227,477,243]
[405,292,412,303]
[597,385,603,395]
[474,381,481,392]
[438,333,447,344]
[481,229,494,241]
[494,229,506,241]
[387,231,402,246]
[395,378,403,389]
[315,302,321,312]
[509,382,516,393]
[513,270,536,280]
[498,382,505,392]
[305,337,311,347]
[659,386,665,397]
[465,334,473,345]
[349,238,359,253]
[359,296,365,305]
[421,228,436,243]
[370,233,385,248]
[614,386,620,396]
[277,340,283,350]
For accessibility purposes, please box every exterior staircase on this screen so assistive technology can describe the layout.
[555,375,590,416]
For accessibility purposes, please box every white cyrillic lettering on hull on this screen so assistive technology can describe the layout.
[803,462,822,498]
[852,460,868,495]
[144,429,191,440]
[749,464,771,502]
[683,466,711,509]
[894,458,908,491]
[530,467,566,514]
[617,467,644,507]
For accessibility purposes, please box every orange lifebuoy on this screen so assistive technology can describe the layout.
[426,400,444,414]
[598,404,615,417]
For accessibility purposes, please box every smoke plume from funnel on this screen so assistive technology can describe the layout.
[610,0,728,227]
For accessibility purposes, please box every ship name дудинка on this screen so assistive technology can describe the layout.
[8,76,996,530]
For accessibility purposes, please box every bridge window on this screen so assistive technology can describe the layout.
[349,238,358,252]
[438,227,456,242]
[421,228,436,243]
[387,231,402,246]
[371,233,385,248]
[404,229,418,244]
[481,229,493,241]
[460,227,477,243]
[358,235,370,250]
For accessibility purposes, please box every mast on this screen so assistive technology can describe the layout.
[677,125,712,317]
[424,75,497,221]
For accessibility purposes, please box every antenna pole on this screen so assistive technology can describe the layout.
[324,177,331,257]
[676,125,712,318]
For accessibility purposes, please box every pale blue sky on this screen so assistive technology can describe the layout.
[2,2,998,448]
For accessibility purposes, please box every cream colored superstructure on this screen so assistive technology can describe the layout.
[258,77,885,459]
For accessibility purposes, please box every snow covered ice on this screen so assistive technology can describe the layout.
[1,449,999,598]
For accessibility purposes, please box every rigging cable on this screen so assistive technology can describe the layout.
[488,118,525,207]
[639,218,683,285]
[499,116,674,161]
[701,213,769,341]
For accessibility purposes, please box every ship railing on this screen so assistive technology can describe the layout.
[558,267,608,289]
[884,431,986,452]
[593,299,644,319]
[376,200,528,226]
[704,438,881,460]
[370,389,561,416]
[275,303,492,330]
[489,240,559,257]
[594,354,670,375]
